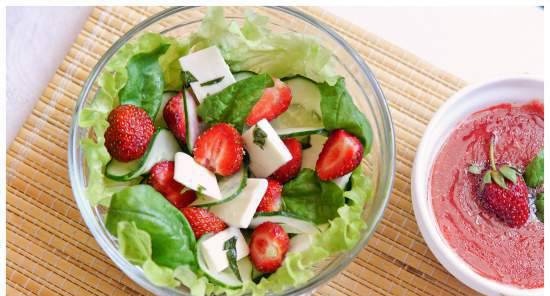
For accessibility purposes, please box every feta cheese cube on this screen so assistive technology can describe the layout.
[242,119,292,177]
[301,134,327,170]
[173,152,222,200]
[210,178,268,228]
[178,46,235,102]
[198,227,249,273]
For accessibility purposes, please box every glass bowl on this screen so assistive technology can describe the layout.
[68,6,395,296]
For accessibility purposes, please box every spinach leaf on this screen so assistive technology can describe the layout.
[524,149,544,188]
[536,192,544,223]
[197,73,273,131]
[319,77,373,153]
[282,169,345,224]
[106,185,196,269]
[119,43,170,119]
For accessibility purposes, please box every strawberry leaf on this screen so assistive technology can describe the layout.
[499,165,517,184]
[483,171,492,184]
[491,171,507,189]
[468,164,483,175]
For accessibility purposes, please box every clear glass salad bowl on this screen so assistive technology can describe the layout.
[69,6,395,296]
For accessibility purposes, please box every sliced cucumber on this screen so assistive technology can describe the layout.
[183,89,203,153]
[270,103,323,130]
[105,129,181,181]
[250,211,319,234]
[154,92,177,128]
[192,166,248,207]
[233,71,256,81]
[276,127,327,138]
[197,234,252,289]
[284,76,322,117]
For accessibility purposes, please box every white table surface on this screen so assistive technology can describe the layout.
[6,6,544,144]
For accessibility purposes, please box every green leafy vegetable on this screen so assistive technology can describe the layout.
[174,266,208,296]
[536,192,544,223]
[319,78,373,153]
[197,73,273,131]
[117,221,152,265]
[143,259,180,288]
[282,169,345,224]
[119,43,170,118]
[253,126,267,149]
[188,7,338,85]
[223,236,241,281]
[524,149,544,188]
[200,76,225,86]
[105,185,196,269]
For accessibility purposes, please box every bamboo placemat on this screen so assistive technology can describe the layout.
[6,6,478,296]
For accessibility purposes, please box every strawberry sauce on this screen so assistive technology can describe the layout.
[430,101,544,288]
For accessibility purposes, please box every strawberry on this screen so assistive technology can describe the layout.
[256,179,283,213]
[315,129,363,181]
[105,104,155,162]
[469,136,530,227]
[147,161,196,209]
[249,222,289,273]
[163,92,186,144]
[270,138,302,183]
[193,123,244,176]
[245,78,292,126]
[180,207,227,239]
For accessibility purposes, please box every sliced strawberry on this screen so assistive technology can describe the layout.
[315,129,363,181]
[180,207,228,239]
[147,161,196,208]
[256,179,283,213]
[193,123,244,176]
[105,104,155,162]
[245,78,292,126]
[249,222,289,273]
[163,92,186,144]
[270,138,302,183]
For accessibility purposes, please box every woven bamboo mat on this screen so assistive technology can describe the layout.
[6,6,479,296]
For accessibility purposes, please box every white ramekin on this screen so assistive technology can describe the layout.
[411,76,544,296]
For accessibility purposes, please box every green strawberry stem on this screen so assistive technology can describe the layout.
[489,136,497,171]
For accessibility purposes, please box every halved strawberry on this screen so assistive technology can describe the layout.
[249,222,289,273]
[105,104,155,162]
[163,92,186,144]
[256,179,283,213]
[270,138,302,183]
[315,129,363,181]
[193,123,244,176]
[245,78,292,126]
[147,161,196,209]
[180,207,228,239]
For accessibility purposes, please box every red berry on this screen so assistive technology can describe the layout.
[270,138,302,183]
[249,222,289,273]
[193,123,244,176]
[315,130,363,181]
[256,180,283,213]
[163,92,186,144]
[105,104,155,162]
[180,207,227,239]
[482,178,530,227]
[147,161,196,208]
[245,78,292,126]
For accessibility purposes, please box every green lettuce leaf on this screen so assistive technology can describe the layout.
[117,221,152,265]
[189,7,338,85]
[282,169,345,224]
[143,259,180,288]
[319,77,373,153]
[196,73,273,131]
[105,185,196,269]
[524,148,544,188]
[174,266,208,296]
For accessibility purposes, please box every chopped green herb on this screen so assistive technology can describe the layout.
[197,185,206,194]
[253,126,267,149]
[223,236,241,281]
[200,76,224,86]
[183,71,197,87]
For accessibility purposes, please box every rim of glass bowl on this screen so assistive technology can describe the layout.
[68,6,395,296]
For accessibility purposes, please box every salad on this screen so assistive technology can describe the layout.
[80,7,374,296]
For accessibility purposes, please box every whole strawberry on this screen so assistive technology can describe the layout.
[105,104,155,162]
[470,136,530,227]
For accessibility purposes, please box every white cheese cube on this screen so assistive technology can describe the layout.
[173,152,222,200]
[242,119,292,178]
[210,178,268,228]
[178,46,235,103]
[332,172,352,189]
[198,227,249,273]
[301,134,327,170]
